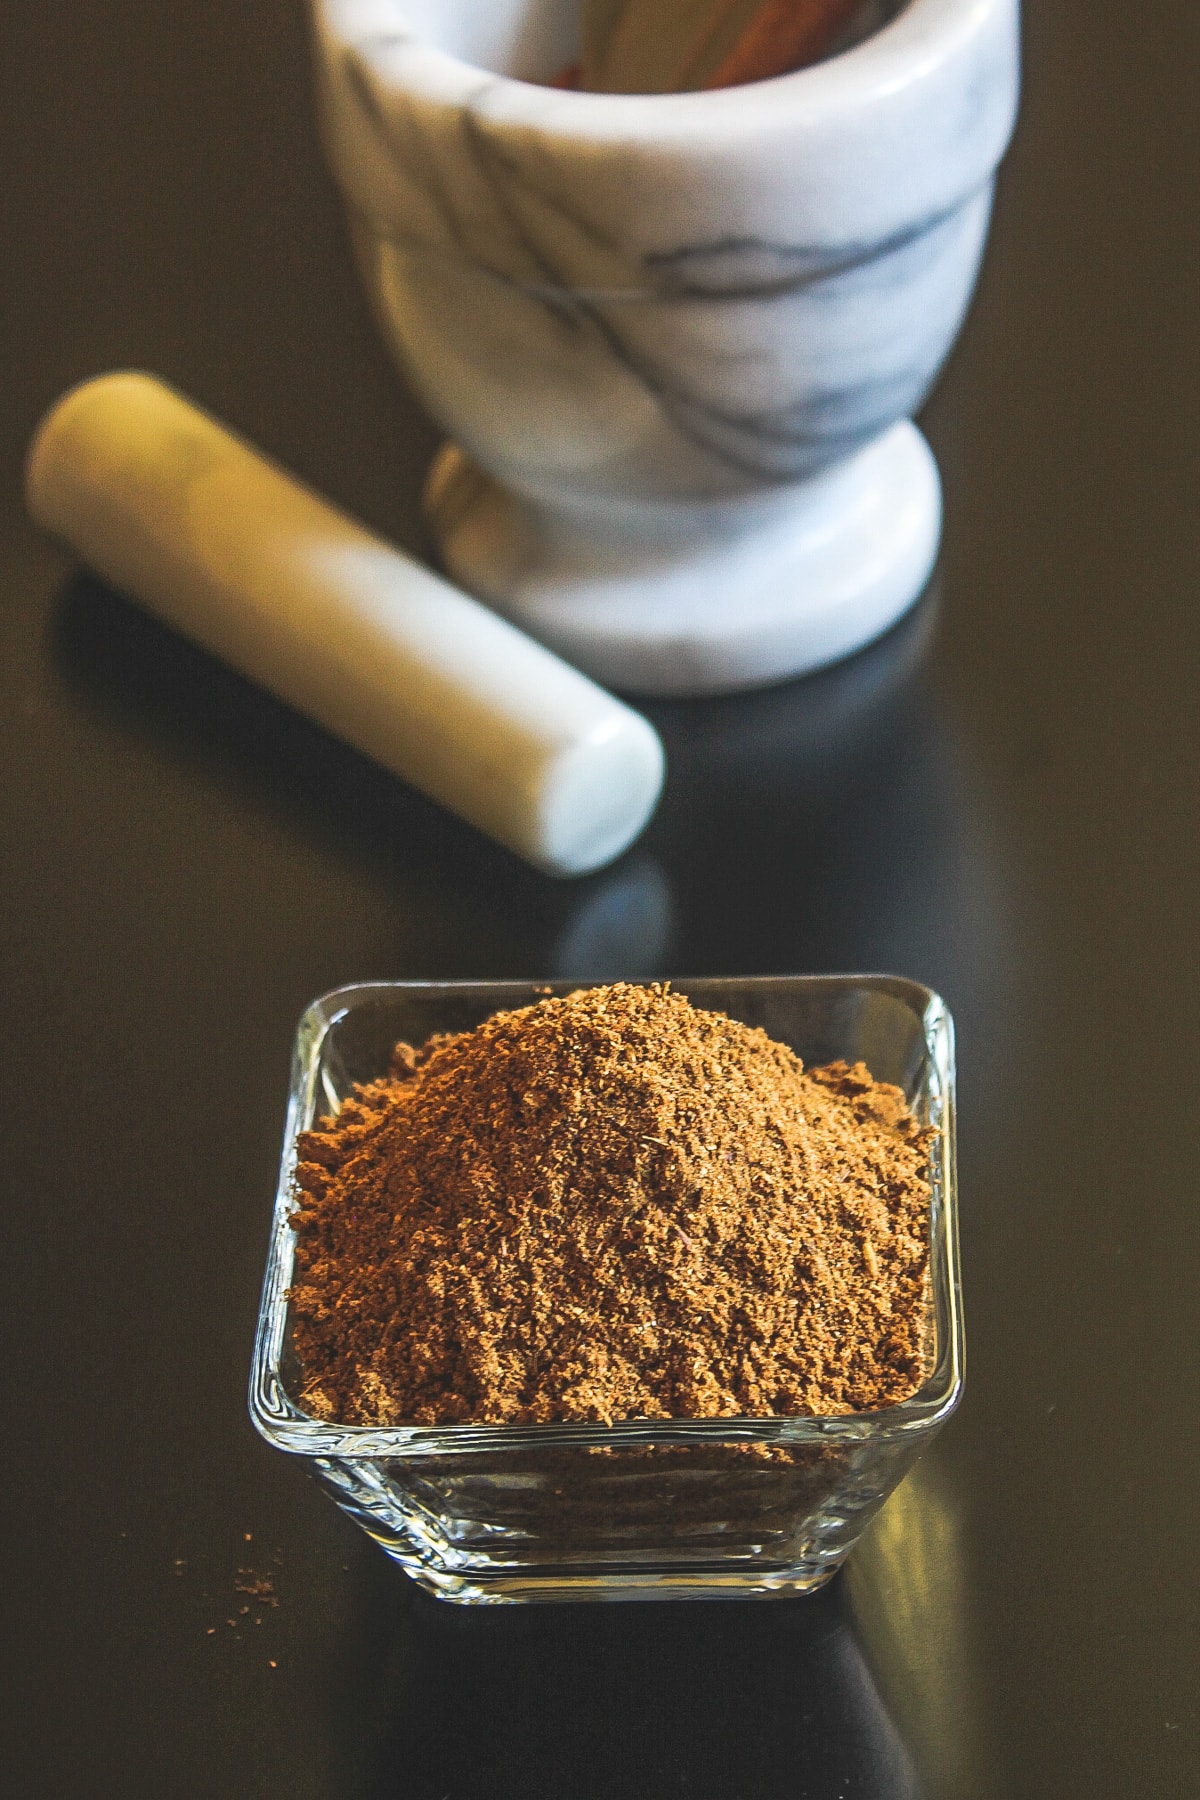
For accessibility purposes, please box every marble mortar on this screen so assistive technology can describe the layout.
[311,0,1020,696]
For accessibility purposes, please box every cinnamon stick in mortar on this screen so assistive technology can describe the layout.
[575,0,871,94]
[706,0,869,87]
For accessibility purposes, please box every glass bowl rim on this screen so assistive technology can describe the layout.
[249,974,962,1459]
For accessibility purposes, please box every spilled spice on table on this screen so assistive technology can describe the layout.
[288,983,936,1427]
[235,1569,279,1609]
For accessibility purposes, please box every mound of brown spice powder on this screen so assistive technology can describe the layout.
[288,983,936,1427]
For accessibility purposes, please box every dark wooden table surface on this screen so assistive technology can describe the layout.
[3,3,1198,1795]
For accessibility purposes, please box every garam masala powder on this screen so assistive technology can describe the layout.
[288,982,936,1428]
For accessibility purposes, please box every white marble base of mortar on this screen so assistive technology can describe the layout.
[424,421,941,698]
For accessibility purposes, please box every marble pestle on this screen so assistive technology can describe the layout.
[25,373,665,877]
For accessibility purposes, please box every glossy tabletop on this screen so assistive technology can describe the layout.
[2,2,1198,1795]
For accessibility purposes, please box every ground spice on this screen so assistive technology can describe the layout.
[288,983,935,1428]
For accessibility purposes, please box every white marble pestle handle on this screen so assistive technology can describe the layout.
[25,373,665,877]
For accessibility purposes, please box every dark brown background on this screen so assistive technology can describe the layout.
[2,2,1198,1795]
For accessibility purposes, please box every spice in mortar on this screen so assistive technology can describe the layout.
[289,984,935,1428]
[562,0,884,93]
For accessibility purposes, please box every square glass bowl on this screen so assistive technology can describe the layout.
[250,977,961,1604]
